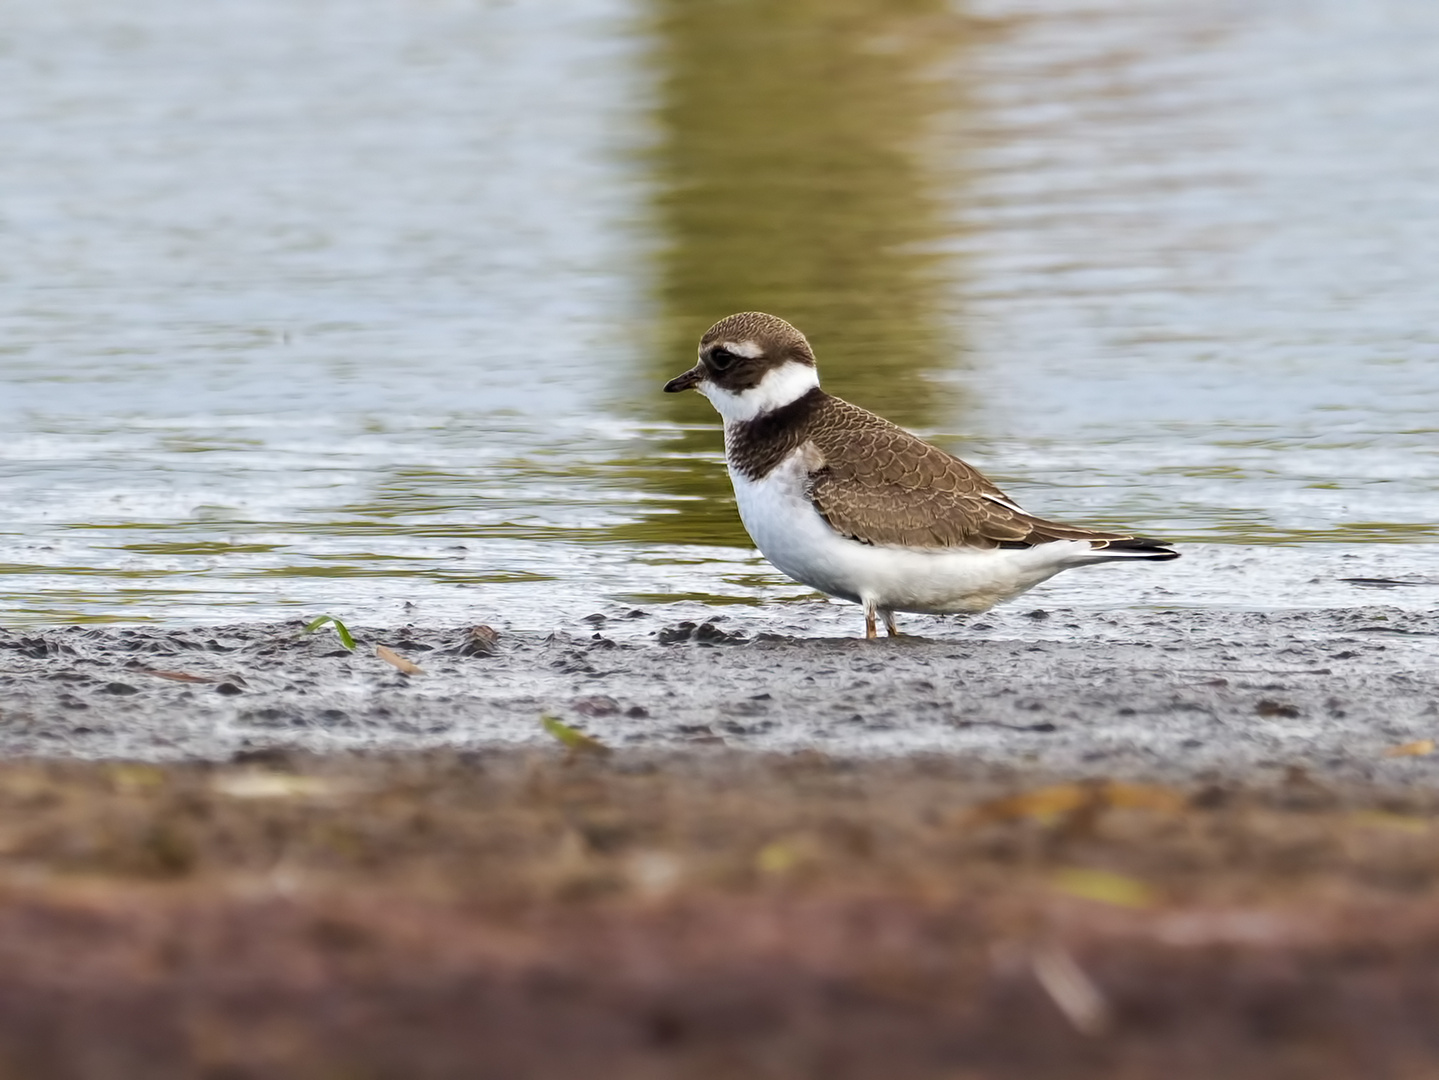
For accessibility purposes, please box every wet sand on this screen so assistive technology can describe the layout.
[3,606,1439,1076]
[2,604,1437,780]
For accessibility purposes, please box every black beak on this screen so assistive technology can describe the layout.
[663,366,703,393]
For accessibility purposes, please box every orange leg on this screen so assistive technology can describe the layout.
[882,610,901,637]
[864,603,877,640]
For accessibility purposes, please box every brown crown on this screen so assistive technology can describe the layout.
[695,312,817,393]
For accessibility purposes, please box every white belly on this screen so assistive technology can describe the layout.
[727,447,1093,614]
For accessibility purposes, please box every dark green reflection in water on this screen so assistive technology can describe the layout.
[637,0,971,546]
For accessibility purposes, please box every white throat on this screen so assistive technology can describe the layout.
[699,361,820,425]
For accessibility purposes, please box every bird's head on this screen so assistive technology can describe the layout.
[664,312,820,423]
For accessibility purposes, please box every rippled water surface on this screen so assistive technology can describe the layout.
[2,0,1436,627]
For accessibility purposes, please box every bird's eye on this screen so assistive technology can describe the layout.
[709,347,737,371]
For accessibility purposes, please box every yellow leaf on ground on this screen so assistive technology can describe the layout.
[1103,783,1188,813]
[1051,868,1156,909]
[1383,739,1435,758]
[755,841,800,875]
[1351,810,1430,833]
[376,645,425,675]
[541,715,611,756]
[964,785,1090,825]
[106,763,166,792]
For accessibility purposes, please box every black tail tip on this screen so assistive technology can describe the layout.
[1109,536,1180,560]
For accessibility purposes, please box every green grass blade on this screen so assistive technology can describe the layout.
[302,615,356,651]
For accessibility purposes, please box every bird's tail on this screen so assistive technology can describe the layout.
[1003,519,1180,562]
[1078,535,1179,561]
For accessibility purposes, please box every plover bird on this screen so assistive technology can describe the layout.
[664,311,1179,639]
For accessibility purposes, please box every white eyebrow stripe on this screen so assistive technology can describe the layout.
[719,340,764,359]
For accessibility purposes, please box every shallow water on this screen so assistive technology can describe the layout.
[2,0,1436,628]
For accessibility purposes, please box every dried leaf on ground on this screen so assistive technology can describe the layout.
[137,669,222,684]
[1351,810,1430,833]
[376,645,425,676]
[212,773,345,799]
[962,782,1186,827]
[1031,944,1111,1036]
[572,696,620,717]
[1256,699,1301,718]
[457,625,500,656]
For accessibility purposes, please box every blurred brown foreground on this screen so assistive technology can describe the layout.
[1,749,1438,1079]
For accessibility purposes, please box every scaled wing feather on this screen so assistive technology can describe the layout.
[802,398,1131,550]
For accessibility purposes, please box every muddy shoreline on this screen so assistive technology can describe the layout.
[3,604,1437,781]
[3,608,1439,1075]
[1,749,1439,1077]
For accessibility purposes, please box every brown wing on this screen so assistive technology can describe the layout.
[803,397,1133,550]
